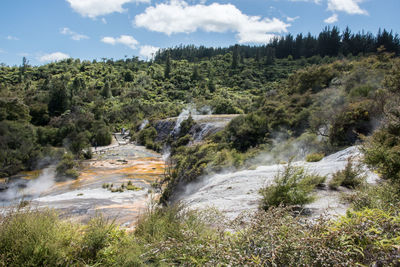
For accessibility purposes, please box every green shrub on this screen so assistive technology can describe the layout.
[362,126,400,184]
[177,115,195,137]
[288,65,337,94]
[135,204,208,244]
[92,125,112,146]
[64,168,79,179]
[329,100,373,147]
[306,152,325,162]
[56,152,79,178]
[0,209,79,266]
[69,131,91,156]
[173,134,191,148]
[349,84,374,98]
[2,204,400,266]
[259,162,323,210]
[83,148,92,159]
[302,173,327,188]
[225,113,269,152]
[137,126,160,151]
[126,185,141,191]
[79,215,126,264]
[345,182,400,211]
[329,157,365,189]
[135,206,400,266]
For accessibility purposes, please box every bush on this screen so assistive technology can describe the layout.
[288,65,336,94]
[362,125,400,184]
[345,182,400,212]
[56,152,79,178]
[136,126,157,147]
[225,113,269,152]
[306,152,325,162]
[259,162,324,210]
[176,115,195,138]
[92,124,112,146]
[2,204,400,266]
[329,101,373,147]
[79,216,122,263]
[0,121,38,176]
[126,185,141,191]
[135,206,400,266]
[329,157,365,189]
[0,209,79,266]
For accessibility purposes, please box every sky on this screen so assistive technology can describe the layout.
[0,0,399,66]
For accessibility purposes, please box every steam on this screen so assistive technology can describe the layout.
[178,146,378,220]
[172,105,196,136]
[248,132,325,166]
[139,119,149,130]
[174,131,328,205]
[160,105,214,161]
[162,145,171,161]
[172,105,212,136]
[0,166,57,205]
[192,123,214,143]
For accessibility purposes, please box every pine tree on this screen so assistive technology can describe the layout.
[232,44,239,69]
[192,65,200,81]
[48,79,69,116]
[208,77,216,93]
[101,81,112,98]
[266,47,275,65]
[164,50,171,79]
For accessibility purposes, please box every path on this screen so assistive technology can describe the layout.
[93,131,130,154]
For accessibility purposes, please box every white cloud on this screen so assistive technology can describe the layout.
[66,0,150,18]
[286,16,300,22]
[6,35,18,40]
[60,27,89,41]
[101,18,107,24]
[101,35,139,49]
[134,0,290,43]
[0,49,5,53]
[38,52,70,62]
[324,13,338,23]
[327,0,367,15]
[139,45,160,60]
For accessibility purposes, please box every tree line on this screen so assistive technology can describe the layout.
[155,27,400,63]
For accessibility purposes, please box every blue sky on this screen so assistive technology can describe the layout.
[1,0,399,66]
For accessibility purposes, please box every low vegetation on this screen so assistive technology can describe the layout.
[102,181,142,193]
[2,202,400,266]
[55,152,79,178]
[259,162,326,210]
[328,157,365,189]
[345,181,400,212]
[305,152,325,162]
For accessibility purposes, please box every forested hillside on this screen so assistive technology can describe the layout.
[5,27,388,177]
